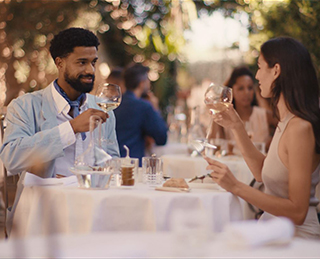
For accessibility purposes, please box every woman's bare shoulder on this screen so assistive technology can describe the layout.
[286,116,314,140]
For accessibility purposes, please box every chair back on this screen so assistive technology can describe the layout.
[1,114,19,238]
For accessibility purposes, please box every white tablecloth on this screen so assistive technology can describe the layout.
[151,142,190,157]
[1,231,319,258]
[10,182,246,238]
[162,154,253,184]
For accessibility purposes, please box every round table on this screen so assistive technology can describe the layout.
[9,176,248,238]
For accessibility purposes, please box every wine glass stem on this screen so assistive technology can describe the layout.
[206,117,214,142]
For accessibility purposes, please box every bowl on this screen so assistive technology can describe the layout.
[70,167,113,189]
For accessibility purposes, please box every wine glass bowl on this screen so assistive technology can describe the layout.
[204,83,233,115]
[95,83,122,113]
[95,83,121,145]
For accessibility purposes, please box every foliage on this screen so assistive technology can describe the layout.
[1,0,319,110]
[249,0,320,80]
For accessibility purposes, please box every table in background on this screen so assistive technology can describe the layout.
[162,154,253,184]
[10,182,246,238]
[151,142,189,157]
[1,231,319,258]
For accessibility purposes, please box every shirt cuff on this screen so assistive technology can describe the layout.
[58,121,76,148]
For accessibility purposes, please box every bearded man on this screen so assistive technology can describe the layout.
[0,27,119,178]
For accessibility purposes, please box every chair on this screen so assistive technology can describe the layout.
[247,178,264,219]
[0,114,19,238]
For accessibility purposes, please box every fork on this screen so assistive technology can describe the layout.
[188,173,212,183]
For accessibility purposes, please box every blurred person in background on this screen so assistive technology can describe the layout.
[114,63,167,165]
[209,66,278,152]
[205,37,320,238]
[106,67,125,95]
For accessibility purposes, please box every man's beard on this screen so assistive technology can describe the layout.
[64,70,95,93]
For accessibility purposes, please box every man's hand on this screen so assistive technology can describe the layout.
[144,91,159,110]
[69,108,108,134]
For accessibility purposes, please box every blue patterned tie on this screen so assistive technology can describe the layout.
[54,80,86,140]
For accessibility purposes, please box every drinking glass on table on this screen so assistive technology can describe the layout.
[191,83,233,155]
[95,83,122,144]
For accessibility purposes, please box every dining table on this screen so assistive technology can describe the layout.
[8,173,249,239]
[151,142,253,184]
[1,230,319,258]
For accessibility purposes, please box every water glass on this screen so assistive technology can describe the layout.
[142,155,163,185]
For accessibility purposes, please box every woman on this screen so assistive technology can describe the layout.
[205,37,320,238]
[209,66,277,151]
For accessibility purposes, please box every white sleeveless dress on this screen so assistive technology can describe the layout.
[260,113,320,239]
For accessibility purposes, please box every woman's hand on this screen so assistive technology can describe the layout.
[203,155,239,193]
[210,104,243,130]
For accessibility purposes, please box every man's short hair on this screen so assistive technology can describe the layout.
[49,27,100,61]
[124,63,150,90]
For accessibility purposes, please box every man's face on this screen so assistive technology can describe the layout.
[60,46,98,93]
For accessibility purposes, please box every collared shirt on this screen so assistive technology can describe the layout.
[51,84,90,176]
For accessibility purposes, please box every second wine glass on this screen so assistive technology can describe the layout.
[190,83,233,155]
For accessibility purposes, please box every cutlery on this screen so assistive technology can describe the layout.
[189,173,212,183]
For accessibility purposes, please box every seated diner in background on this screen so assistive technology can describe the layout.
[114,63,167,166]
[208,65,278,153]
[205,37,320,239]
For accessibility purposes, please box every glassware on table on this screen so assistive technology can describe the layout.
[95,83,122,145]
[70,158,120,189]
[75,115,112,169]
[119,145,138,186]
[71,115,115,189]
[142,154,163,186]
[187,105,206,156]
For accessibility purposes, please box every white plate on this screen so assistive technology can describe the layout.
[188,182,225,191]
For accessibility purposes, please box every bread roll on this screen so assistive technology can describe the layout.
[163,178,189,188]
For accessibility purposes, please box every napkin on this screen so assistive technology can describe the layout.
[222,217,295,248]
[24,172,78,187]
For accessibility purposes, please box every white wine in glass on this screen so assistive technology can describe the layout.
[95,83,122,145]
[97,102,120,112]
[95,83,122,113]
[204,82,233,115]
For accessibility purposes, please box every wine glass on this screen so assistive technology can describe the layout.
[191,83,233,155]
[95,83,122,145]
[204,82,233,115]
[95,83,122,113]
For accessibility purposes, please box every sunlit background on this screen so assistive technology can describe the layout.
[0,0,319,120]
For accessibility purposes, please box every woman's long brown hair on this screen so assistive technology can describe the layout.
[261,37,320,153]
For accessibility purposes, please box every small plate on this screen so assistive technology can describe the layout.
[155,186,191,193]
[188,182,225,191]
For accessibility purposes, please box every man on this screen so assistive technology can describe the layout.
[0,27,119,178]
[107,67,125,95]
[114,63,167,165]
